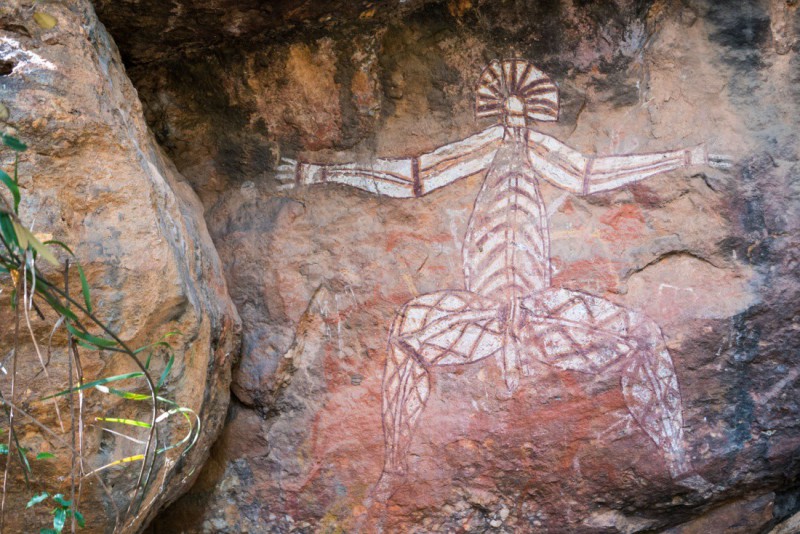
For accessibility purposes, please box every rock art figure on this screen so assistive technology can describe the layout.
[278,59,730,497]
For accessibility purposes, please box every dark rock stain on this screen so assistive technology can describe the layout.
[730,153,775,266]
[331,39,368,151]
[775,485,800,524]
[704,0,771,104]
[217,196,297,236]
[705,0,771,58]
[714,308,760,477]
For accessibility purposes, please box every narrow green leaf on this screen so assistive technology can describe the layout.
[86,453,145,475]
[41,371,144,400]
[1,134,27,152]
[43,240,74,256]
[95,417,151,429]
[0,213,18,247]
[161,330,183,339]
[9,221,58,265]
[25,228,58,265]
[94,385,149,401]
[17,442,31,475]
[157,354,174,390]
[53,506,66,532]
[73,510,85,528]
[26,491,49,508]
[134,331,181,355]
[52,493,71,507]
[39,290,78,321]
[64,322,116,349]
[41,529,57,534]
[11,220,28,249]
[76,264,92,313]
[0,169,20,214]
[134,341,169,355]
[144,351,152,369]
[35,452,55,460]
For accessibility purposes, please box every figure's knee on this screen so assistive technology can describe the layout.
[390,292,451,336]
[628,313,667,350]
[390,337,434,370]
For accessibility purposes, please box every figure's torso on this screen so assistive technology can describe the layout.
[462,131,551,304]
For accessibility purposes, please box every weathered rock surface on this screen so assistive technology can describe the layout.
[0,1,240,532]
[39,0,800,531]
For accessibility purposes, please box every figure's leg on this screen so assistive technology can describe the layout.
[381,340,430,475]
[621,318,689,478]
[375,290,503,498]
[518,288,697,481]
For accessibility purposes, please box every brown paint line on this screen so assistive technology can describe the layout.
[428,141,500,171]
[524,98,559,110]
[327,168,410,185]
[522,85,558,97]
[518,62,533,90]
[591,156,682,177]
[519,77,554,94]
[421,141,499,174]
[412,157,422,197]
[588,162,683,187]
[582,157,595,195]
[510,58,518,91]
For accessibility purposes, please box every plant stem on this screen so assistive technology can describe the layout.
[66,261,77,533]
[32,276,160,510]
[1,273,22,530]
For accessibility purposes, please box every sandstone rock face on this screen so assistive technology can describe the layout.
[0,1,239,532]
[75,0,800,531]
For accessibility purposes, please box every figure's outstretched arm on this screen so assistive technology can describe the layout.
[277,126,505,198]
[526,129,732,195]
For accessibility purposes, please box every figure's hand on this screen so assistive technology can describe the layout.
[276,157,298,190]
[687,145,733,169]
[707,153,734,169]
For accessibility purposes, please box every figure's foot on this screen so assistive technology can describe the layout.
[353,502,387,534]
[365,470,397,507]
[355,471,400,534]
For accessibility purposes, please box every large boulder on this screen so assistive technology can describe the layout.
[0,1,240,532]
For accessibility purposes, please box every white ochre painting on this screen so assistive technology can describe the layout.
[278,59,731,499]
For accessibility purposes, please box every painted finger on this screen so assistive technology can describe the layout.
[708,154,733,169]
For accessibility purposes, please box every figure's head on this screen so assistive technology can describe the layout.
[475,59,559,128]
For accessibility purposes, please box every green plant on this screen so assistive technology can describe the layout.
[0,134,200,532]
[27,492,85,533]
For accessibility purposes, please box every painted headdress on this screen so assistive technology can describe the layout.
[475,59,559,126]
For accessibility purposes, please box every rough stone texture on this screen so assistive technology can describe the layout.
[90,0,800,531]
[771,509,800,534]
[0,1,240,532]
